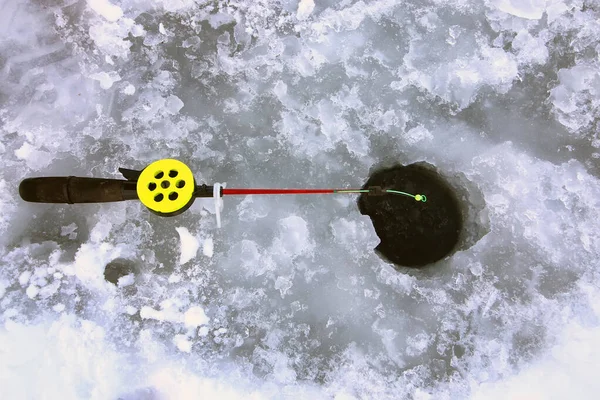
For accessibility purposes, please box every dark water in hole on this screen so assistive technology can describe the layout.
[359,163,462,267]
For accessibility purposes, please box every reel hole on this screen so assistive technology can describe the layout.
[161,180,170,189]
[154,193,164,202]
[169,192,179,201]
[176,180,186,188]
[148,182,157,191]
[155,171,164,179]
[169,170,178,178]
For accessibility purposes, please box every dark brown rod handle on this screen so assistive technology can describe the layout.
[19,177,138,204]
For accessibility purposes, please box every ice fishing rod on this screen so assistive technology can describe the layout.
[19,159,426,227]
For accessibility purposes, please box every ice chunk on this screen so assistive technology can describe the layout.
[297,0,315,20]
[405,44,519,109]
[87,0,123,22]
[203,238,214,258]
[272,353,297,384]
[234,240,268,276]
[60,223,78,240]
[446,25,462,46]
[208,13,235,29]
[14,142,52,170]
[184,306,209,328]
[122,84,136,95]
[140,306,182,323]
[275,216,314,256]
[550,62,600,135]
[165,95,184,115]
[512,30,548,65]
[90,220,112,243]
[373,110,398,130]
[275,276,293,298]
[334,393,358,400]
[130,24,145,37]
[173,335,192,353]
[406,333,432,357]
[88,17,136,59]
[19,271,32,286]
[89,71,121,89]
[273,80,288,100]
[117,273,135,287]
[217,32,230,46]
[237,196,270,222]
[330,218,378,256]
[39,281,60,299]
[546,0,569,22]
[491,0,546,20]
[176,227,199,265]
[52,304,65,312]
[405,125,434,145]
[198,326,210,337]
[470,262,484,276]
[26,285,39,299]
[162,0,196,12]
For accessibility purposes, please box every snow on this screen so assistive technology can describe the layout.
[472,322,600,399]
[176,227,200,265]
[2,0,600,398]
[72,242,132,289]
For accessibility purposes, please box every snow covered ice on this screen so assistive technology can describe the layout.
[1,0,600,399]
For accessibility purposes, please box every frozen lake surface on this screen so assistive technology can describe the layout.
[1,0,599,399]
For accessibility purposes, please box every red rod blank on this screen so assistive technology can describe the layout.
[222,188,336,195]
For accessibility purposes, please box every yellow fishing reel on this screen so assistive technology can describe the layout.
[136,159,196,216]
